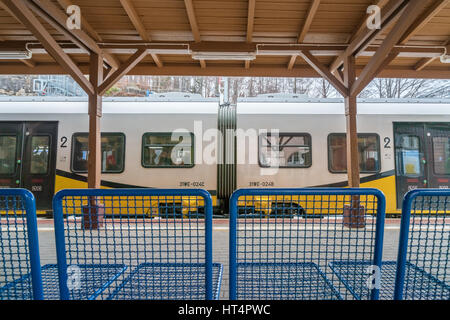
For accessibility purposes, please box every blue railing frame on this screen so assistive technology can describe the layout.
[0,188,43,300]
[394,188,450,300]
[52,188,214,300]
[229,188,386,300]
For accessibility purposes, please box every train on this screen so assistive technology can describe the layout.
[0,93,449,216]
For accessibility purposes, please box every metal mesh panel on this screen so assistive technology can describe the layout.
[395,189,450,300]
[53,188,219,300]
[229,188,386,300]
[0,189,42,300]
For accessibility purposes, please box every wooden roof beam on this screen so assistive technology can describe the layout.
[246,0,256,43]
[28,0,119,70]
[351,0,428,96]
[56,0,101,41]
[55,0,120,70]
[368,0,449,75]
[330,0,408,73]
[184,0,201,42]
[288,0,320,69]
[415,38,450,71]
[299,50,348,97]
[119,0,151,42]
[20,59,36,68]
[0,0,93,94]
[98,48,148,96]
[399,0,449,45]
[119,0,165,69]
[151,53,163,68]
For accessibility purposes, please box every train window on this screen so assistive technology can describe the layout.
[71,133,125,173]
[30,136,50,175]
[141,132,194,168]
[328,134,380,173]
[259,133,312,168]
[0,135,17,175]
[396,135,422,177]
[432,136,450,175]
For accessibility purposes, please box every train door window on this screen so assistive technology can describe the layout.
[259,133,311,168]
[30,136,50,174]
[432,136,450,175]
[328,133,380,173]
[142,132,194,168]
[397,135,422,177]
[71,133,125,173]
[0,135,17,175]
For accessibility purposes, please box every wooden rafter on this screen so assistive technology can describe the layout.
[56,0,101,41]
[184,0,201,42]
[300,50,348,96]
[245,60,250,69]
[28,0,120,70]
[151,53,163,68]
[287,55,297,70]
[98,48,148,96]
[330,0,407,73]
[1,0,94,94]
[399,0,449,45]
[20,59,36,67]
[367,0,448,75]
[415,38,450,71]
[119,0,164,69]
[55,0,120,70]
[351,0,428,96]
[1,63,449,79]
[298,0,321,43]
[183,0,203,68]
[119,0,150,42]
[288,0,320,69]
[246,0,256,43]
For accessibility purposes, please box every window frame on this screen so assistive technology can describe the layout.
[0,133,18,177]
[70,132,126,174]
[258,132,312,169]
[396,134,423,178]
[141,132,195,169]
[431,135,450,176]
[327,133,381,174]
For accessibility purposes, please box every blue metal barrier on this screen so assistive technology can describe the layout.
[394,189,450,300]
[229,188,386,300]
[53,188,220,300]
[0,189,43,300]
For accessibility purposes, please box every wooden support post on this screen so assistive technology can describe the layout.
[344,55,359,188]
[88,52,103,189]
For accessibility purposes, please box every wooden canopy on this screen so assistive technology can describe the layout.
[0,0,449,190]
[0,0,449,80]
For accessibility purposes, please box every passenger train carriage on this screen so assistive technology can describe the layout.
[0,93,449,216]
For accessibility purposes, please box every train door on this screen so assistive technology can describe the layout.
[426,124,450,189]
[0,121,58,210]
[394,122,450,208]
[394,123,428,208]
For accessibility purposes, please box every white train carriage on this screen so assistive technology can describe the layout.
[0,93,449,215]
